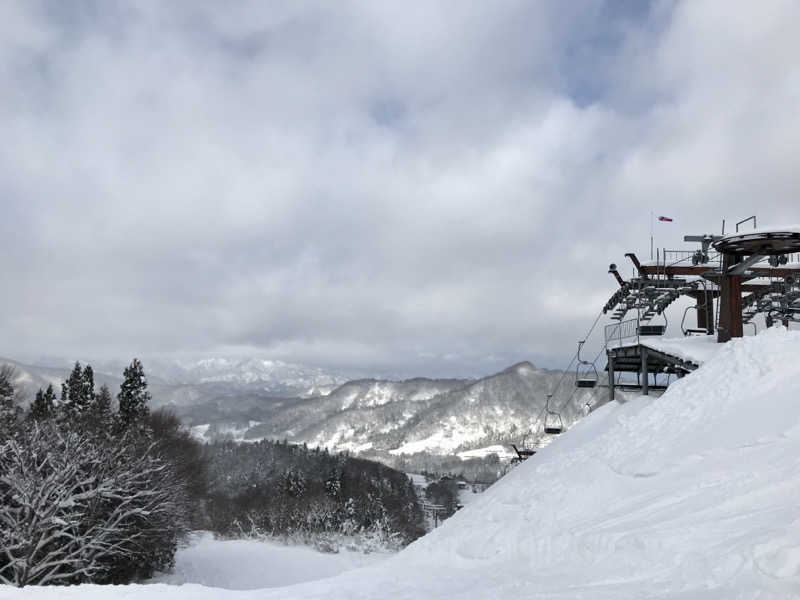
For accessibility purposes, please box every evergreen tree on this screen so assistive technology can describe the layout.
[82,365,95,406]
[92,384,112,416]
[87,384,113,434]
[0,366,14,407]
[117,359,151,428]
[0,365,19,435]
[28,385,56,422]
[64,361,92,415]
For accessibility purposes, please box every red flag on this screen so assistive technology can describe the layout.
[658,216,673,222]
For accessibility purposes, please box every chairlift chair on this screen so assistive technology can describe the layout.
[575,340,599,388]
[638,324,666,336]
[510,433,537,463]
[680,306,710,336]
[544,411,564,435]
[510,444,536,461]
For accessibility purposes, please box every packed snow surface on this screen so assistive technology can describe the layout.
[8,328,800,599]
[147,532,384,590]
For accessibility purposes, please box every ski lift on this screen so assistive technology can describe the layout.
[575,340,598,388]
[543,394,564,435]
[680,306,709,336]
[510,433,537,462]
[544,411,564,435]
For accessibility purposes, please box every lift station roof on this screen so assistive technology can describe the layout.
[712,227,800,255]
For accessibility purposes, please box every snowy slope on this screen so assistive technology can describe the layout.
[148,532,384,590]
[9,328,800,599]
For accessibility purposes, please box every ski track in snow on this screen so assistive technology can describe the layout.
[6,328,800,599]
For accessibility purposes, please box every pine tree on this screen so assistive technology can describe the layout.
[82,365,95,406]
[92,384,112,416]
[28,385,56,421]
[117,359,151,428]
[85,383,113,436]
[0,365,19,435]
[64,361,92,415]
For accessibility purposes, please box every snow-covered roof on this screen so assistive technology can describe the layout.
[637,334,723,365]
[610,333,722,366]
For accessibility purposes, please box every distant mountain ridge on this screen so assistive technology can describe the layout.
[193,360,611,458]
[0,356,352,405]
[146,357,349,396]
[0,355,612,460]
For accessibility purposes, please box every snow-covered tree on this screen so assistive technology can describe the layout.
[86,384,113,433]
[0,365,21,436]
[0,422,187,587]
[28,384,57,421]
[82,364,95,404]
[59,362,99,418]
[117,359,151,428]
[283,467,306,498]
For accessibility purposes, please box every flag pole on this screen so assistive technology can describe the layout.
[650,210,654,260]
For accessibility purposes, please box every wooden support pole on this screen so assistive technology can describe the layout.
[718,254,743,342]
[705,290,715,334]
[730,274,743,338]
[641,346,649,396]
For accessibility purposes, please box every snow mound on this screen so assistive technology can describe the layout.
[8,328,800,599]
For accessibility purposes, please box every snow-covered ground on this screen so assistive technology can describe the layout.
[8,328,800,599]
[456,444,514,460]
[638,334,722,364]
[147,532,385,590]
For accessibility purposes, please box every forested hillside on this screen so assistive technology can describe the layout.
[204,440,425,551]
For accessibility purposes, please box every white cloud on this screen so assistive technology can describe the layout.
[0,1,798,376]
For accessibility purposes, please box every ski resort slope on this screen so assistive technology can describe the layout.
[9,328,800,599]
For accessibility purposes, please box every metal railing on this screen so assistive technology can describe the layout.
[605,317,639,346]
[661,249,695,264]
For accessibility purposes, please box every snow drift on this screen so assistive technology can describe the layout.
[8,328,800,599]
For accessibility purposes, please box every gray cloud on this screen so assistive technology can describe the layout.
[1,1,799,377]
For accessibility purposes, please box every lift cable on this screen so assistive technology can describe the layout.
[546,309,606,403]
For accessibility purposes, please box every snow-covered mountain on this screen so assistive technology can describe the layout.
[192,361,610,457]
[1,354,608,459]
[143,357,350,397]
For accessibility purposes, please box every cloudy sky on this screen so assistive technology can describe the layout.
[1,1,799,377]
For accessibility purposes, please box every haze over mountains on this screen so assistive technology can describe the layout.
[2,356,349,400]
[2,355,611,460]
